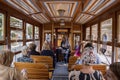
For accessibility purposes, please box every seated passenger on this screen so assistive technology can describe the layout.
[17,46,33,62]
[28,43,40,56]
[75,43,101,64]
[69,48,105,80]
[0,50,27,80]
[104,62,120,80]
[74,41,81,57]
[41,41,55,67]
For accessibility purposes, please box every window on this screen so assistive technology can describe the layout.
[86,27,90,40]
[116,47,120,62]
[35,41,40,51]
[10,16,23,52]
[10,17,22,29]
[92,43,98,53]
[35,26,39,39]
[99,44,112,64]
[26,23,33,39]
[101,18,112,42]
[45,33,51,42]
[73,33,80,49]
[0,13,5,40]
[91,24,98,40]
[118,15,120,42]
[11,42,23,52]
[0,45,8,50]
[26,41,34,46]
[11,30,23,40]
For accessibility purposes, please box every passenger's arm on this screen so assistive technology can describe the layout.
[69,71,76,80]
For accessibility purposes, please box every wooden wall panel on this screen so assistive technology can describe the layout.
[73,24,81,31]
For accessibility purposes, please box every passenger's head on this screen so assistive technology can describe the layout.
[29,43,36,51]
[62,36,66,41]
[81,50,96,65]
[22,46,29,56]
[110,62,120,79]
[0,50,14,66]
[84,43,94,49]
[42,41,50,50]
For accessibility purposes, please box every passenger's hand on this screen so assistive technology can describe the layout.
[21,69,28,80]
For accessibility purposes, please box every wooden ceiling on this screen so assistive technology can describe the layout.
[4,0,117,24]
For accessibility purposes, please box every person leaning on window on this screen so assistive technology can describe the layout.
[75,43,101,64]
[0,50,28,80]
[104,62,120,80]
[17,46,33,63]
[69,45,105,80]
[28,43,40,56]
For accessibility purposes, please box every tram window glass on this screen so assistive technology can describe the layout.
[26,23,33,39]
[45,33,51,42]
[0,13,4,40]
[92,43,97,53]
[11,30,23,40]
[35,41,40,51]
[73,33,80,49]
[86,27,90,40]
[11,42,23,52]
[0,45,7,50]
[99,44,112,64]
[101,18,112,42]
[10,16,22,29]
[118,15,120,42]
[91,24,98,40]
[26,41,33,46]
[35,26,39,39]
[116,47,120,62]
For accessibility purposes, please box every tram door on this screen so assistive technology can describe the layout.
[54,28,70,47]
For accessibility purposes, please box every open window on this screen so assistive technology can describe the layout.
[101,18,112,42]
[0,13,5,41]
[91,24,98,41]
[26,23,33,40]
[10,16,23,52]
[86,27,90,40]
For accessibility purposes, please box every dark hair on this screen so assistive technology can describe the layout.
[84,43,94,49]
[29,43,36,51]
[110,62,120,79]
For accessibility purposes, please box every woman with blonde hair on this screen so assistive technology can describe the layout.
[0,50,27,80]
[41,41,55,67]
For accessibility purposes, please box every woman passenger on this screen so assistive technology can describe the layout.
[75,43,101,64]
[0,50,27,80]
[41,41,55,67]
[17,46,33,62]
[69,47,105,80]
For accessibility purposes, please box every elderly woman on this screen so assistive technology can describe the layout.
[17,46,33,62]
[69,43,105,80]
[0,50,27,80]
[104,62,120,80]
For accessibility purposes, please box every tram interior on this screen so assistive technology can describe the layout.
[0,0,120,80]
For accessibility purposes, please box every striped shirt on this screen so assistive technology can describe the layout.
[69,70,104,80]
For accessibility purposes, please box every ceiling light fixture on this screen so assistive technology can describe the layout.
[57,9,65,16]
